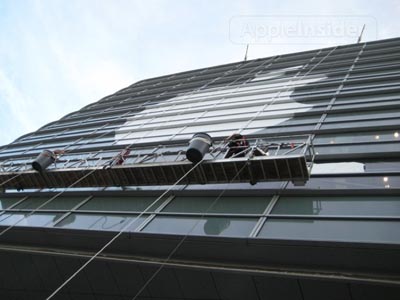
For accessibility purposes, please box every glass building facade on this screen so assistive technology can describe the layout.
[0,37,399,299]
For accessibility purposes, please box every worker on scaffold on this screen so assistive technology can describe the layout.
[224,133,249,158]
[104,147,131,169]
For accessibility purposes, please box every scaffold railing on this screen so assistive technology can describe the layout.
[0,134,315,190]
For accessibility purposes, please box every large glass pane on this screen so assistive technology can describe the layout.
[364,162,400,172]
[315,130,400,144]
[79,196,161,212]
[324,110,400,122]
[321,118,400,130]
[0,212,64,227]
[12,197,48,209]
[163,196,270,214]
[13,196,85,210]
[312,161,400,174]
[258,219,400,244]
[0,197,21,210]
[272,196,400,216]
[55,213,147,231]
[315,143,400,155]
[142,216,257,237]
[287,176,400,190]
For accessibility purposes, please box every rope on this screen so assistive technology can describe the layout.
[0,173,22,187]
[44,46,340,299]
[131,161,249,300]
[0,55,271,248]
[127,46,341,300]
[45,159,204,300]
[0,58,260,175]
[238,47,338,135]
[119,58,274,144]
[0,46,340,298]
[0,168,99,237]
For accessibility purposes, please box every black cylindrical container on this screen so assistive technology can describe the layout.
[186,133,212,163]
[32,150,55,172]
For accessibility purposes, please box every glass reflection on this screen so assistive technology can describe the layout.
[0,198,19,210]
[0,212,64,227]
[163,196,270,214]
[13,196,84,210]
[143,216,257,237]
[259,219,400,244]
[79,196,160,212]
[203,218,230,235]
[55,213,146,231]
[272,196,400,216]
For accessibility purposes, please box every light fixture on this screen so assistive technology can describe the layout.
[375,135,380,140]
[394,132,399,138]
[383,176,389,182]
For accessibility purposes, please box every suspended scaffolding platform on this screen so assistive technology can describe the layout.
[0,135,315,190]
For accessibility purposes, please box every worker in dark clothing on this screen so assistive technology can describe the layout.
[114,148,131,165]
[225,133,249,158]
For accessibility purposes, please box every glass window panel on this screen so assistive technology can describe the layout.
[287,176,400,190]
[321,118,400,130]
[0,198,21,210]
[116,130,150,140]
[272,196,400,216]
[79,196,161,212]
[311,162,365,174]
[135,135,170,144]
[364,162,400,172]
[258,219,400,244]
[141,118,195,129]
[335,92,399,104]
[199,113,254,123]
[315,130,400,144]
[325,110,400,122]
[13,196,85,210]
[248,124,315,136]
[180,121,247,134]
[146,127,183,136]
[204,106,264,118]
[143,216,257,237]
[265,102,313,111]
[0,212,64,227]
[159,111,204,121]
[55,213,147,231]
[315,143,400,155]
[42,197,86,210]
[13,198,49,210]
[248,118,291,128]
[163,196,270,214]
[333,100,400,112]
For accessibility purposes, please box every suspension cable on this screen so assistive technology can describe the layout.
[33,46,337,298]
[238,46,338,135]
[0,173,22,187]
[0,167,99,237]
[45,159,204,300]
[0,56,266,244]
[129,46,341,300]
[131,161,249,300]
